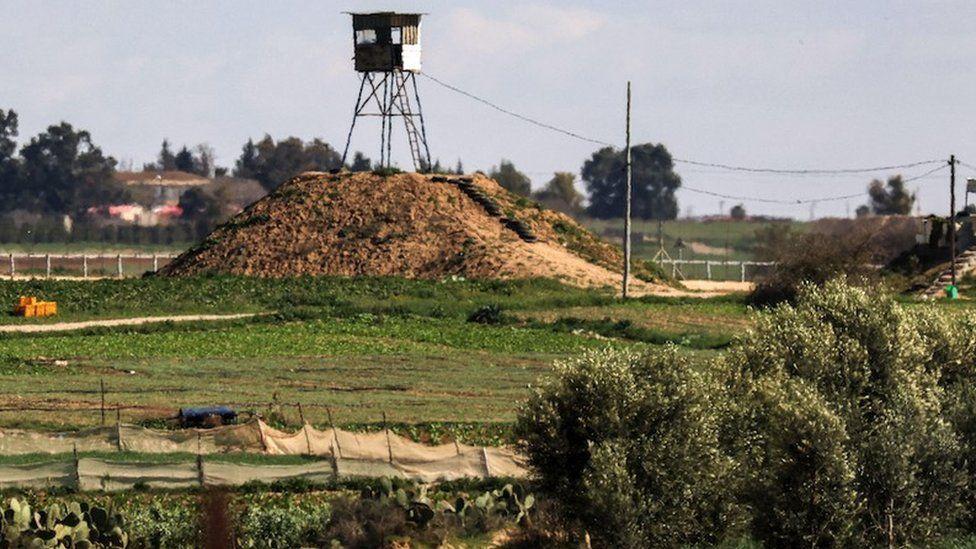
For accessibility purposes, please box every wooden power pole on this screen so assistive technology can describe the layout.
[950,154,957,286]
[623,82,632,299]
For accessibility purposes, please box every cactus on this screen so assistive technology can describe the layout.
[0,498,126,548]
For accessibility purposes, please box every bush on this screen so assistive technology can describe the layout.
[320,496,409,548]
[467,303,504,325]
[749,224,878,306]
[727,279,966,546]
[236,496,330,549]
[515,347,743,547]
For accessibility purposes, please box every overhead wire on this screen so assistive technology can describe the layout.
[420,71,957,205]
[680,164,950,205]
[420,72,613,147]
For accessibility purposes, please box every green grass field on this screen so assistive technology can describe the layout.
[0,276,748,433]
[582,218,808,261]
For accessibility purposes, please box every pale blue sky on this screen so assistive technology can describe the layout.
[3,1,976,218]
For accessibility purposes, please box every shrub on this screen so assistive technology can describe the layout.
[727,279,966,546]
[742,377,859,547]
[749,224,878,306]
[515,346,743,547]
[321,496,409,549]
[236,496,330,549]
[127,500,198,547]
[467,303,504,325]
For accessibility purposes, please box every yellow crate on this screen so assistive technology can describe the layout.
[13,297,56,318]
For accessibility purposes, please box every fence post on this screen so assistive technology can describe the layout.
[705,261,712,280]
[83,255,88,279]
[8,254,13,279]
[671,261,677,278]
[116,255,123,278]
[326,406,342,458]
[116,409,123,452]
[740,262,746,283]
[482,447,493,478]
[152,254,158,272]
[73,444,81,491]
[100,379,106,426]
[383,411,393,464]
[297,402,312,455]
[45,254,51,278]
[196,453,205,487]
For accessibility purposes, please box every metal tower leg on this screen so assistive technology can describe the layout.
[341,70,432,173]
[409,73,433,171]
[340,74,369,167]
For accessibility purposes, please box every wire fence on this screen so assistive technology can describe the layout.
[0,253,176,279]
[655,259,775,282]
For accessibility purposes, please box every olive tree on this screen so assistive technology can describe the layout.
[727,279,966,546]
[515,347,743,548]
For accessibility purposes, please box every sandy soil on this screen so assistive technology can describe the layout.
[159,172,672,294]
[0,313,259,333]
[646,279,754,298]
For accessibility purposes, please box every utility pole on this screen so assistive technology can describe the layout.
[950,154,957,286]
[622,81,632,299]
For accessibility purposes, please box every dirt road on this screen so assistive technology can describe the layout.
[0,313,260,334]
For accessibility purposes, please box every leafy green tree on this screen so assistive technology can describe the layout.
[741,377,859,547]
[534,172,584,216]
[348,152,372,172]
[235,139,259,179]
[157,139,177,171]
[0,109,19,205]
[516,347,742,548]
[178,187,221,229]
[490,160,531,196]
[233,135,342,190]
[727,280,966,546]
[867,175,914,215]
[583,143,681,220]
[174,146,195,173]
[17,122,125,216]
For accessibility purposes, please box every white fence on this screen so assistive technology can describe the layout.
[656,259,775,282]
[0,253,176,279]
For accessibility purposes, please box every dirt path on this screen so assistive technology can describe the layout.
[649,279,754,298]
[0,313,260,334]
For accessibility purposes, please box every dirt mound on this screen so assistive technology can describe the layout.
[159,171,666,292]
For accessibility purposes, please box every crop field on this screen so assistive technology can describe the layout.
[0,276,744,434]
[583,217,808,260]
[5,275,971,435]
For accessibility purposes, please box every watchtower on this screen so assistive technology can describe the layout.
[340,12,432,172]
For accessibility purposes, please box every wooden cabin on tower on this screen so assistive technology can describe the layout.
[341,12,432,171]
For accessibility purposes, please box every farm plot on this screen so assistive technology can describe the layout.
[0,277,752,433]
[0,316,626,431]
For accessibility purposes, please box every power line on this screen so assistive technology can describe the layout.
[671,158,944,175]
[421,71,947,177]
[420,72,613,147]
[680,164,949,206]
[957,160,976,173]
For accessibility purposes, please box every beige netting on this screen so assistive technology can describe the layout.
[0,420,528,490]
[78,459,199,492]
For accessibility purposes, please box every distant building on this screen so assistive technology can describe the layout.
[114,170,210,206]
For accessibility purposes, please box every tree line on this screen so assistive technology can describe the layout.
[1,105,923,234]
